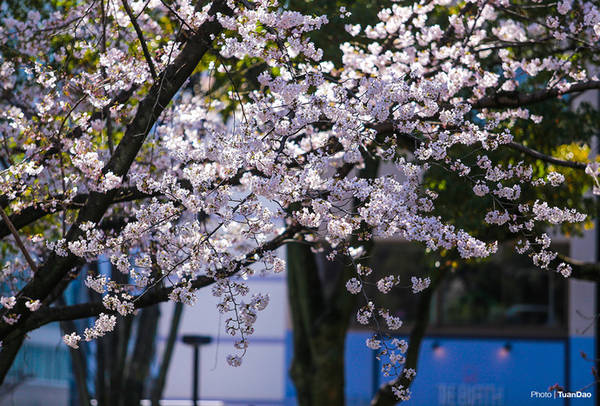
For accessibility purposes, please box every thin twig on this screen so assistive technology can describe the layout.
[507,141,586,170]
[121,0,158,81]
[0,208,37,273]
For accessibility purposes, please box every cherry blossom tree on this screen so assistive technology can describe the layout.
[1,0,600,402]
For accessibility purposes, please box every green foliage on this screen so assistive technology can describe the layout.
[423,96,600,242]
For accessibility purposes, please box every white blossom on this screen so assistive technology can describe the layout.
[411,277,431,293]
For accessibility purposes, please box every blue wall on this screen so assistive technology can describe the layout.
[285,333,595,405]
[569,337,596,402]
[391,338,566,406]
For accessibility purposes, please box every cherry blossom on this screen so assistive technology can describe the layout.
[0,0,598,398]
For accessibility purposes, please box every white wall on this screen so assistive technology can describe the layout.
[159,275,288,404]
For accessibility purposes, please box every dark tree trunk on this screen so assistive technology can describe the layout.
[106,268,134,406]
[287,241,349,406]
[95,335,108,406]
[0,334,25,384]
[123,305,161,406]
[58,296,92,406]
[107,315,133,405]
[151,302,184,406]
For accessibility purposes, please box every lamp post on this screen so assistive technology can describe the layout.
[182,335,213,406]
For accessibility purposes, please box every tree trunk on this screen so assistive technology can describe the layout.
[0,333,25,385]
[151,302,184,406]
[122,305,160,406]
[287,241,348,406]
[58,296,92,406]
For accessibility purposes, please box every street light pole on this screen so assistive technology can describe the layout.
[192,344,199,405]
[182,335,213,406]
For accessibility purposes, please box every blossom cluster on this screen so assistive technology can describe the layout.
[0,0,598,399]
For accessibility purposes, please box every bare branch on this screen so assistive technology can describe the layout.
[473,80,600,109]
[121,0,158,81]
[559,255,600,283]
[506,141,587,170]
[0,207,38,273]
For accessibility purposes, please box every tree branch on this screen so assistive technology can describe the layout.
[0,334,25,384]
[506,141,587,170]
[13,224,301,336]
[0,187,157,240]
[0,207,37,272]
[372,121,588,170]
[559,255,600,283]
[39,86,139,164]
[0,0,232,346]
[473,81,600,109]
[121,0,158,81]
